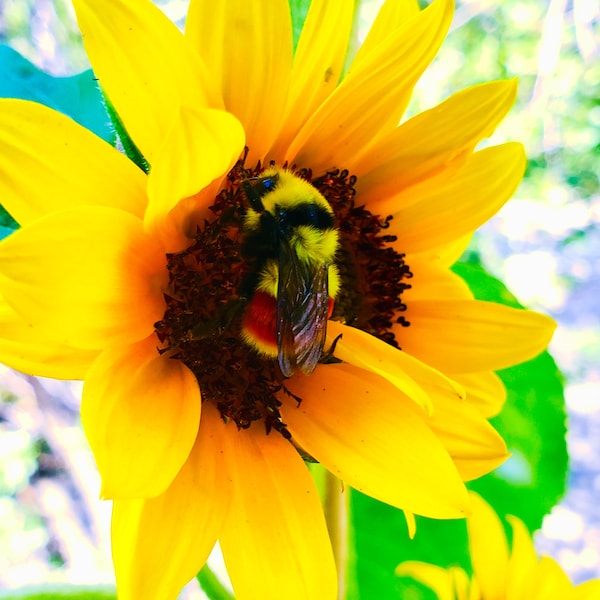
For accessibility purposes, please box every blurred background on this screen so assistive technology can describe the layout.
[0,0,598,596]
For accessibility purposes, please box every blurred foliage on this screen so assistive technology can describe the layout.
[0,587,116,600]
[347,262,567,600]
[410,0,599,208]
[0,46,114,144]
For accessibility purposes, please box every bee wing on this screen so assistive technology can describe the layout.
[277,239,330,377]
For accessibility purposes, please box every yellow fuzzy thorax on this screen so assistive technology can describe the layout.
[245,168,334,217]
[256,261,341,299]
[243,169,338,264]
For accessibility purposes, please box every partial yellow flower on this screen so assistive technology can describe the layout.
[0,0,556,598]
[397,492,600,600]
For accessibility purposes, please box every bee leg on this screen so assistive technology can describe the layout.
[281,383,303,406]
[319,333,343,365]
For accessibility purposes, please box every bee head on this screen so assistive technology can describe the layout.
[242,172,280,213]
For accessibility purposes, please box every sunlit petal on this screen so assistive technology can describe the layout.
[0,207,166,349]
[352,0,421,67]
[398,300,556,372]
[453,371,507,418]
[412,233,474,268]
[145,106,245,235]
[0,99,147,225]
[353,80,518,206]
[282,363,470,518]
[73,0,217,163]
[186,0,292,164]
[529,556,573,599]
[384,143,526,253]
[572,580,600,600]
[427,389,508,480]
[403,257,474,302]
[0,299,98,380]
[505,515,540,600]
[112,404,229,600]
[82,336,200,499]
[287,0,453,170]
[219,421,337,600]
[467,492,509,599]
[396,561,455,600]
[326,320,465,415]
[268,0,354,159]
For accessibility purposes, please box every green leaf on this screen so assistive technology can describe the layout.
[453,261,568,532]
[0,586,116,600]
[348,260,567,599]
[471,353,567,531]
[0,45,114,144]
[103,95,149,174]
[196,564,234,600]
[288,0,311,50]
[348,491,468,600]
[0,217,18,239]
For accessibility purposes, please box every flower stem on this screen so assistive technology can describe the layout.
[101,91,150,174]
[196,563,234,600]
[324,471,349,600]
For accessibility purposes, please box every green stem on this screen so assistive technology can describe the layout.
[196,563,234,600]
[343,0,366,75]
[102,93,150,174]
[324,471,349,600]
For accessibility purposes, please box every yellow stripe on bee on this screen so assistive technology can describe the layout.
[256,260,340,299]
[258,168,334,215]
[290,225,338,264]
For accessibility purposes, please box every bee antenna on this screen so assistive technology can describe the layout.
[242,179,265,212]
[242,173,280,212]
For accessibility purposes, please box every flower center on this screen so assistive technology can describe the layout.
[154,154,412,433]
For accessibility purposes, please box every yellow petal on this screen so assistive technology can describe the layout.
[145,106,245,234]
[427,387,508,481]
[354,79,518,206]
[505,514,540,600]
[415,233,474,268]
[268,0,354,159]
[281,363,470,518]
[112,404,229,600]
[81,336,200,499]
[452,567,476,600]
[0,206,166,349]
[396,561,455,600]
[326,320,466,415]
[386,143,526,253]
[403,256,474,302]
[397,300,556,373]
[72,0,216,163]
[0,99,147,226]
[452,371,507,418]
[218,422,337,600]
[0,299,98,380]
[404,510,416,539]
[467,492,509,599]
[287,0,453,171]
[186,0,292,164]
[572,580,600,600]
[352,0,421,68]
[529,556,573,599]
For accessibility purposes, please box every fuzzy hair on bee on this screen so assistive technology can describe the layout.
[239,167,340,377]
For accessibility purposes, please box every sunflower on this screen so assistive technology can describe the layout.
[397,492,600,600]
[0,0,555,598]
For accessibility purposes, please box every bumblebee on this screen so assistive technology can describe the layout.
[239,168,340,377]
